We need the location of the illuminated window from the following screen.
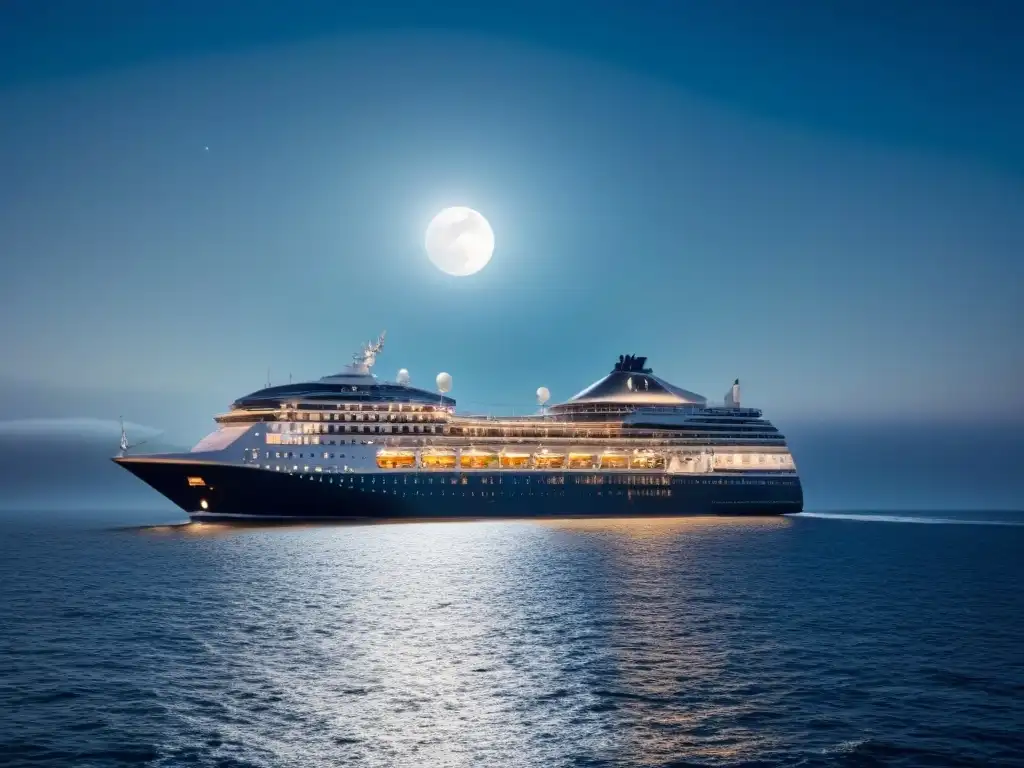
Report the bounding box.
[187,476,206,487]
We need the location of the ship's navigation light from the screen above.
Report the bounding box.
[199,499,209,510]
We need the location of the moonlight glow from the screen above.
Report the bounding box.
[424,207,495,276]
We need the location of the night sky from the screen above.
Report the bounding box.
[1,1,1022,509]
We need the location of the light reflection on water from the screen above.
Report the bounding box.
[2,514,1023,767]
[539,514,790,536]
[137,514,791,539]
[539,516,793,764]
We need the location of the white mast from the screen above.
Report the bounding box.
[351,331,386,373]
[118,416,154,455]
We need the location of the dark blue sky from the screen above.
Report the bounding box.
[1,0,1022,443]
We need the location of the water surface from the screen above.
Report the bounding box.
[2,511,1022,767]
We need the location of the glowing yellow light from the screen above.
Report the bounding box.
[199,499,209,510]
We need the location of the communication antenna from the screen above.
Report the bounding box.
[118,416,153,456]
[353,331,386,370]
[266,367,271,388]
[397,368,411,386]
[119,416,128,455]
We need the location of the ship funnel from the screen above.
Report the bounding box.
[725,379,740,408]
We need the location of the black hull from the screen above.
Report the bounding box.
[114,458,803,522]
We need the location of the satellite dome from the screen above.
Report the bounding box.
[436,372,452,393]
[396,369,411,385]
[536,386,550,405]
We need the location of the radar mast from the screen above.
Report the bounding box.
[351,331,386,372]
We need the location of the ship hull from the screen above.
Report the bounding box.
[114,457,803,522]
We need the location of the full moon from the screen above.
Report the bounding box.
[424,207,495,276]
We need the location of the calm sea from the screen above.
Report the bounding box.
[1,511,1023,767]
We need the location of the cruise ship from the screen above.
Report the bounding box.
[114,333,803,521]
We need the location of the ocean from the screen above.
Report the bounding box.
[1,511,1022,767]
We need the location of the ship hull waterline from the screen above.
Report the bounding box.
[115,457,803,523]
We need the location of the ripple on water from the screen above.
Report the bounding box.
[0,515,1022,767]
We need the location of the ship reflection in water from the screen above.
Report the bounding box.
[5,514,1022,767]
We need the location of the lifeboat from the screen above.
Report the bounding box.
[630,450,666,470]
[568,451,598,469]
[599,450,629,469]
[499,450,531,469]
[459,448,498,469]
[421,448,457,469]
[534,450,565,469]
[376,449,416,469]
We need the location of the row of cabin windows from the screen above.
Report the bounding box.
[291,406,441,419]
[262,451,349,460]
[681,424,778,432]
[279,421,781,440]
[285,408,767,428]
[254,449,792,469]
[258,451,791,469]
[261,420,781,442]
[264,437,785,454]
[278,423,443,435]
[273,477,678,499]
[688,421,770,428]
[293,412,442,423]
[446,428,783,441]
[270,426,784,444]
[270,471,798,489]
